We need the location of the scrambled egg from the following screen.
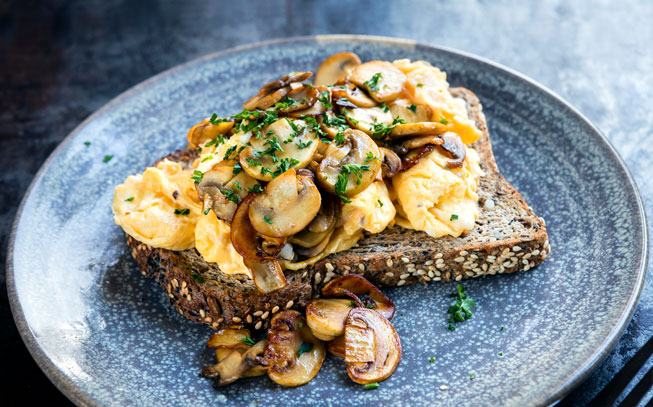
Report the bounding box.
[112,160,202,250]
[195,210,251,277]
[112,58,485,274]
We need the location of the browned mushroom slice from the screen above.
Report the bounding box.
[379,147,402,178]
[306,195,337,233]
[400,134,444,151]
[306,298,357,341]
[401,144,436,172]
[259,72,313,96]
[276,85,319,113]
[287,86,332,118]
[345,308,402,384]
[187,117,235,148]
[314,52,361,86]
[349,61,407,103]
[322,275,395,320]
[248,169,321,238]
[344,106,393,135]
[293,228,334,258]
[243,86,291,111]
[265,311,326,387]
[317,129,382,198]
[239,118,318,182]
[207,329,253,349]
[243,258,287,293]
[327,335,346,358]
[388,99,432,124]
[231,193,280,262]
[439,132,466,168]
[331,84,377,108]
[201,339,269,385]
[196,162,260,222]
[390,122,448,138]
[320,111,349,139]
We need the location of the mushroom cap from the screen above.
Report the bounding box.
[349,61,407,103]
[187,118,234,148]
[306,298,356,341]
[314,52,361,86]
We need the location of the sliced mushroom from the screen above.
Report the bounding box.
[207,329,253,350]
[379,147,402,178]
[388,100,432,124]
[400,134,444,151]
[330,83,377,108]
[231,193,276,261]
[317,129,382,197]
[265,311,326,387]
[197,162,260,222]
[327,335,346,358]
[390,122,448,138]
[248,169,321,237]
[439,132,466,168]
[243,258,287,293]
[307,195,337,233]
[243,86,291,111]
[322,275,395,320]
[293,228,334,258]
[349,61,407,103]
[239,118,318,182]
[306,298,357,341]
[320,111,349,139]
[276,85,319,113]
[344,106,393,135]
[259,72,313,96]
[345,308,402,384]
[401,144,436,172]
[287,86,331,117]
[187,117,235,148]
[201,339,269,385]
[314,52,361,86]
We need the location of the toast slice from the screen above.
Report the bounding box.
[126,87,549,331]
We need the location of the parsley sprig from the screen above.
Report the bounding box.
[364,72,383,92]
[447,284,475,331]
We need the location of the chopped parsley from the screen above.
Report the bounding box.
[342,163,371,185]
[205,135,225,148]
[103,155,114,163]
[191,170,204,184]
[203,208,210,215]
[335,173,351,204]
[416,83,424,88]
[447,284,475,331]
[429,356,436,363]
[295,139,313,149]
[498,352,504,357]
[407,104,417,112]
[209,113,229,125]
[84,141,91,147]
[439,116,449,125]
[248,184,264,193]
[241,336,256,347]
[378,199,384,207]
[263,215,272,224]
[298,342,313,357]
[245,157,262,167]
[220,189,240,203]
[371,117,405,140]
[500,326,504,331]
[232,181,242,191]
[190,273,205,283]
[124,196,135,202]
[364,152,378,163]
[272,157,300,177]
[232,162,242,175]
[275,96,299,110]
[174,208,190,215]
[201,155,213,162]
[363,72,383,92]
[450,214,459,221]
[364,383,379,390]
[379,102,389,112]
[223,145,237,160]
[470,374,474,380]
[317,90,333,108]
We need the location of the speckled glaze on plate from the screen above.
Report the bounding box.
[7,35,647,407]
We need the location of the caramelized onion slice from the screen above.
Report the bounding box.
[265,311,326,387]
[306,298,357,341]
[345,308,402,384]
[322,275,395,320]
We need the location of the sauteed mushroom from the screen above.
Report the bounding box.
[201,339,269,385]
[379,147,402,178]
[239,118,318,181]
[243,86,291,111]
[326,335,346,358]
[248,169,321,238]
[207,329,253,350]
[331,83,377,108]
[388,100,432,124]
[344,106,393,135]
[390,121,448,138]
[439,132,466,168]
[187,117,235,148]
[349,61,407,103]
[314,52,361,86]
[288,86,331,118]
[265,311,326,387]
[306,298,357,341]
[400,134,444,151]
[243,258,287,293]
[345,308,402,384]
[322,275,395,320]
[196,162,260,222]
[277,85,319,113]
[317,129,382,198]
[259,72,313,95]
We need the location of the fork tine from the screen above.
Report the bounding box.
[588,336,653,407]
[618,365,653,407]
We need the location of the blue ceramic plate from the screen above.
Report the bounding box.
[7,36,648,407]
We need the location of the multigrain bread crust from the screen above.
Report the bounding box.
[126,88,550,331]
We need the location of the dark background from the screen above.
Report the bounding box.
[2,0,651,405]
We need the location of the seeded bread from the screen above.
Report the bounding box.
[126,88,549,331]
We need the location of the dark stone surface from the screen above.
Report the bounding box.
[1,0,650,405]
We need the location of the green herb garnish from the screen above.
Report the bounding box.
[232,162,242,175]
[363,72,383,92]
[450,214,459,221]
[407,104,417,112]
[190,273,205,283]
[191,170,204,184]
[342,163,370,185]
[429,356,435,363]
[241,336,256,347]
[174,208,190,215]
[298,342,313,357]
[439,116,449,125]
[447,284,475,330]
[103,155,114,163]
[220,189,240,203]
[124,196,135,202]
[84,141,91,147]
[248,184,264,193]
[378,199,384,207]
[364,383,379,390]
[335,172,351,204]
[263,215,272,224]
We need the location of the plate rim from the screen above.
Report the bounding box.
[6,34,648,407]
